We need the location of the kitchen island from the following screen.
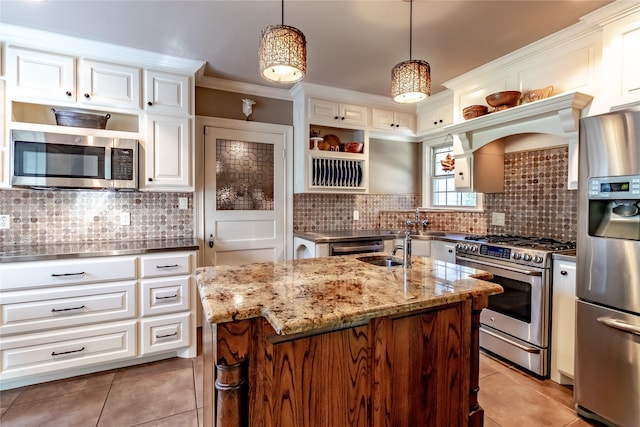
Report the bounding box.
[197,255,502,427]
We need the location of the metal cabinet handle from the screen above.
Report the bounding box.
[597,317,640,336]
[156,332,178,339]
[147,101,153,106]
[155,294,178,301]
[155,264,179,269]
[51,272,85,277]
[560,270,568,275]
[481,328,540,353]
[84,93,90,98]
[51,305,86,313]
[52,347,85,357]
[65,91,72,96]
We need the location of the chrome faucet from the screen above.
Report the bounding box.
[406,208,427,234]
[392,231,412,268]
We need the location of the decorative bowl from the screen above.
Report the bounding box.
[485,91,521,108]
[462,105,488,120]
[341,142,364,153]
[51,108,111,129]
[523,85,554,103]
[321,134,341,151]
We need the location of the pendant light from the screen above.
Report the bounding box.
[391,0,431,103]
[259,0,306,83]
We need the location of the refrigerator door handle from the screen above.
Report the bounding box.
[597,316,640,336]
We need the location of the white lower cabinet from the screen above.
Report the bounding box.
[431,240,456,263]
[550,258,577,385]
[0,250,197,390]
[0,320,137,381]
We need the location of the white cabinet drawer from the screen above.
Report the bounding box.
[0,257,137,291]
[139,312,191,355]
[0,281,137,336]
[139,253,192,278]
[0,321,137,381]
[140,277,190,317]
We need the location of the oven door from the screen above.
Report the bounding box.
[456,255,549,376]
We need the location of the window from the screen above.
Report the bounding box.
[431,145,478,208]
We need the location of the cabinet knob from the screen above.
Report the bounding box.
[439,119,443,123]
[433,121,438,125]
[334,116,340,120]
[459,172,464,176]
[560,270,568,276]
[65,91,72,97]
[340,116,345,121]
[390,124,394,128]
[448,249,453,253]
[147,101,153,106]
[84,93,90,99]
[148,177,153,182]
[395,124,400,128]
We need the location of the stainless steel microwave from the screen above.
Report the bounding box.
[10,130,138,190]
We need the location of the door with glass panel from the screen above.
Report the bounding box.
[204,127,285,266]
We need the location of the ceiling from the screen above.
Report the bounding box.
[0,0,613,98]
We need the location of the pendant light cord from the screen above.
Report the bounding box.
[281,0,284,25]
[409,0,413,60]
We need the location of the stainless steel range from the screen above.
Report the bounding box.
[455,234,576,377]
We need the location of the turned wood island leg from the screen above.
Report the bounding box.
[469,295,489,427]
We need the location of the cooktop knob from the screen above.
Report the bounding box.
[512,253,522,260]
[533,255,544,263]
[522,254,532,262]
[470,245,478,252]
[462,244,469,251]
[456,243,463,250]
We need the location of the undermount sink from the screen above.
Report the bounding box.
[357,255,404,267]
[392,230,446,238]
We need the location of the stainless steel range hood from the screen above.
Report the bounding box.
[444,91,593,190]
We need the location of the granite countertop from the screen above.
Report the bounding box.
[553,251,576,262]
[0,238,199,263]
[196,255,502,336]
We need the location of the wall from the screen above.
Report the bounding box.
[0,190,194,246]
[368,138,421,194]
[195,87,293,125]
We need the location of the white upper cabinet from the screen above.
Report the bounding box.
[144,70,190,116]
[7,47,76,104]
[79,59,141,109]
[600,7,640,108]
[416,91,453,136]
[308,98,367,127]
[142,114,192,191]
[7,47,141,110]
[371,107,415,135]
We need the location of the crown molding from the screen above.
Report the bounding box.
[196,76,292,101]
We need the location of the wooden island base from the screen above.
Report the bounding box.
[203,296,488,427]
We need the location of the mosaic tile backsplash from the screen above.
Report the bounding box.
[294,146,577,242]
[0,190,194,246]
[0,146,576,247]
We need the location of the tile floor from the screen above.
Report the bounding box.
[0,348,606,427]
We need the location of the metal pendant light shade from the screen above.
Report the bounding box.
[391,0,431,103]
[259,1,306,84]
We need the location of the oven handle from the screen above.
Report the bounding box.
[481,327,541,354]
[456,255,542,276]
[330,242,383,254]
[597,317,640,336]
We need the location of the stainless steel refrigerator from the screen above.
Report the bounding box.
[576,108,640,427]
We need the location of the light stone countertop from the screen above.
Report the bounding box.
[196,254,502,336]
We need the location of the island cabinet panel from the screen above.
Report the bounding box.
[204,298,484,427]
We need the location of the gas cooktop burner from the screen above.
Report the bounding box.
[464,234,576,251]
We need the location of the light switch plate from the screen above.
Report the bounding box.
[353,210,359,221]
[491,212,505,226]
[178,197,188,209]
[0,215,9,230]
[120,212,130,226]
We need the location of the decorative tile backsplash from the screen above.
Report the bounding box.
[0,146,576,247]
[0,190,194,246]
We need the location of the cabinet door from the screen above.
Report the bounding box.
[7,47,75,104]
[78,60,140,109]
[371,108,395,130]
[602,10,640,107]
[431,240,456,263]
[308,98,367,127]
[144,70,189,115]
[412,240,431,257]
[454,156,472,191]
[394,111,415,133]
[551,259,576,383]
[143,115,192,190]
[340,103,367,127]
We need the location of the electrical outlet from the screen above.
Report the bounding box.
[178,197,188,209]
[120,212,131,226]
[353,210,359,221]
[0,215,9,230]
[491,212,505,226]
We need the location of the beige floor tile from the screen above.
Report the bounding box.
[197,407,203,427]
[484,415,502,427]
[133,409,198,427]
[98,367,196,427]
[479,371,578,427]
[13,370,115,405]
[112,357,194,383]
[0,385,109,427]
[193,355,204,409]
[0,387,24,409]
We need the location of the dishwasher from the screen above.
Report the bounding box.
[329,239,384,256]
